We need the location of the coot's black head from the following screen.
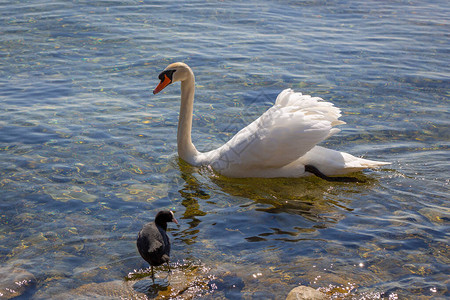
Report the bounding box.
[155,210,178,228]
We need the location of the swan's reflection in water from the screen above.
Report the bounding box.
[174,158,371,244]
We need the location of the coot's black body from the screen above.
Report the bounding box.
[137,210,178,278]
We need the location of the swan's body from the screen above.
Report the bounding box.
[153,62,389,179]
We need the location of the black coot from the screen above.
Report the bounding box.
[137,210,178,278]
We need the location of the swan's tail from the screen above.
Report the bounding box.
[300,146,390,176]
[343,154,391,170]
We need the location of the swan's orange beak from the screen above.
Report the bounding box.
[153,74,171,94]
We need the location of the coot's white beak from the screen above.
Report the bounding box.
[170,211,178,224]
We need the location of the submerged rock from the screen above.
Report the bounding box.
[44,185,97,203]
[54,263,212,299]
[0,265,35,299]
[209,274,245,299]
[115,183,169,202]
[54,280,146,299]
[131,264,212,299]
[419,207,450,224]
[286,286,327,300]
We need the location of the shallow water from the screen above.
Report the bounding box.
[0,0,449,299]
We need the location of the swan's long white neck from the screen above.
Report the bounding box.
[177,72,199,164]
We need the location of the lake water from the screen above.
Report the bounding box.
[1,0,449,299]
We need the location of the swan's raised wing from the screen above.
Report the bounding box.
[208,89,345,171]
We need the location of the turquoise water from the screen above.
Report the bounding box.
[1,0,449,298]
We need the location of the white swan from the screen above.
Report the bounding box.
[153,62,389,180]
